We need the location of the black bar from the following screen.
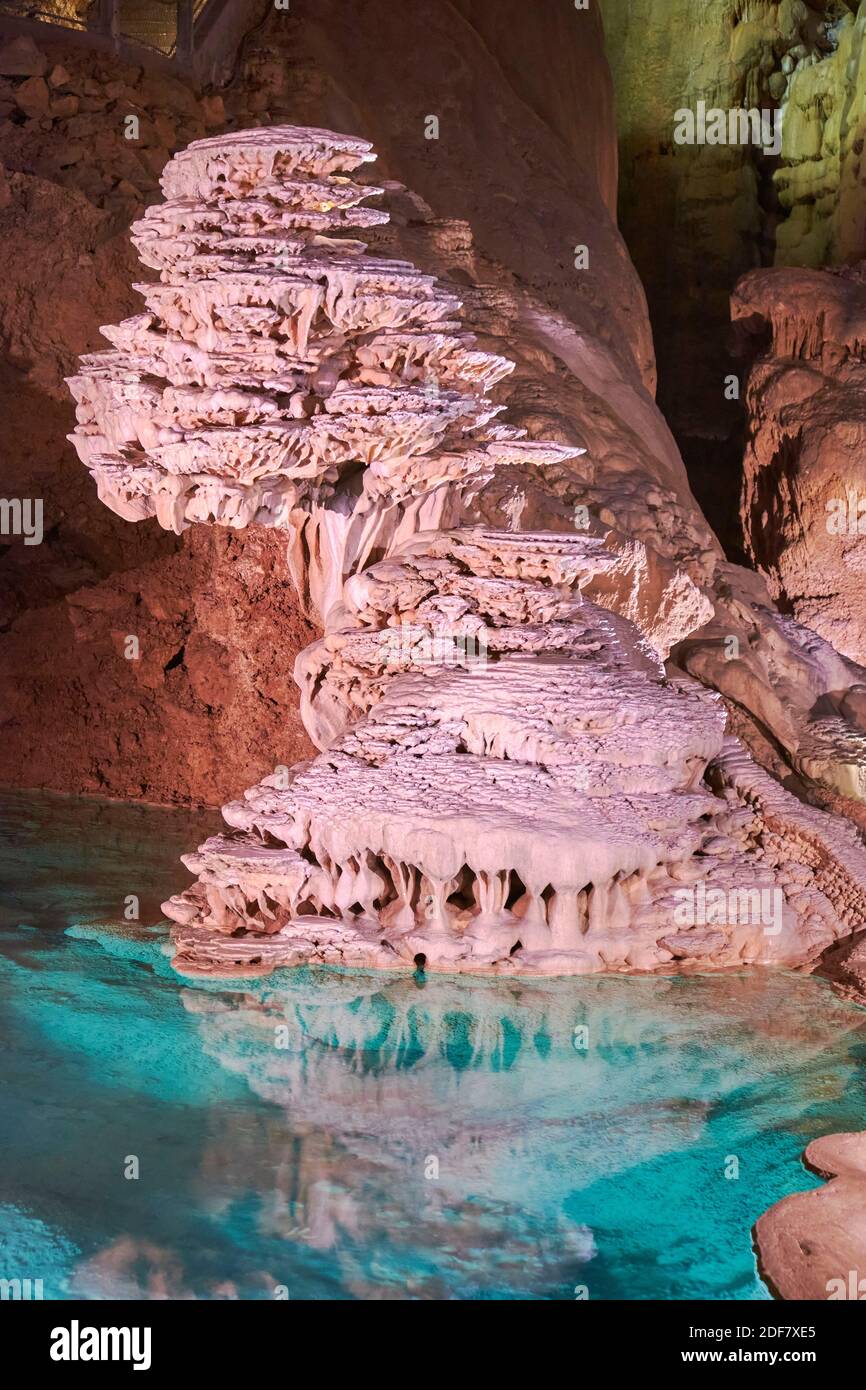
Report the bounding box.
[1,1297,859,1373]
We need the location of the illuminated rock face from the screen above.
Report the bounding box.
[67,127,866,977]
[736,265,866,671]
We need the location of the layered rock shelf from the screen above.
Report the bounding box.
[66,126,866,978]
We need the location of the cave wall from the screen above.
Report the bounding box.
[734,264,866,669]
[595,0,866,691]
[598,0,853,556]
[776,3,866,263]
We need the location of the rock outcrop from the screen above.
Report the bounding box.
[66,125,866,978]
[755,1130,866,1300]
[736,264,866,669]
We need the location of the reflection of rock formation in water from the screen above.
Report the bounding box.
[178,972,716,1298]
[170,966,866,1298]
[66,127,866,981]
[183,986,601,1297]
[197,1105,597,1300]
[10,900,866,1300]
[69,1235,275,1301]
[179,971,848,1182]
[184,971,718,1179]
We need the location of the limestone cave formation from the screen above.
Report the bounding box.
[4,0,866,1307]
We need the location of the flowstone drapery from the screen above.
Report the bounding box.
[67,127,866,977]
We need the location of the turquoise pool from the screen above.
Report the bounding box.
[1,790,865,1300]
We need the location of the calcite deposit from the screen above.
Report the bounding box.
[736,264,866,668]
[66,126,866,979]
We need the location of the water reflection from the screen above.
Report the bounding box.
[2,792,866,1299]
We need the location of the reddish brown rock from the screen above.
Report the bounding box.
[0,519,316,806]
[817,928,866,1008]
[755,1132,866,1301]
[0,35,47,78]
[201,93,225,128]
[50,94,79,120]
[15,75,49,118]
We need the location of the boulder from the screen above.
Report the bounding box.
[15,76,50,119]
[0,35,47,78]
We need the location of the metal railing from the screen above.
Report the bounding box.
[0,3,96,35]
[0,0,214,62]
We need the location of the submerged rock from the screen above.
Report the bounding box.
[755,1131,866,1301]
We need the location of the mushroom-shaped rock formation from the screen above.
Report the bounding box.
[66,127,866,978]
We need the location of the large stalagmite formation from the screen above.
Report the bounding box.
[67,127,866,978]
